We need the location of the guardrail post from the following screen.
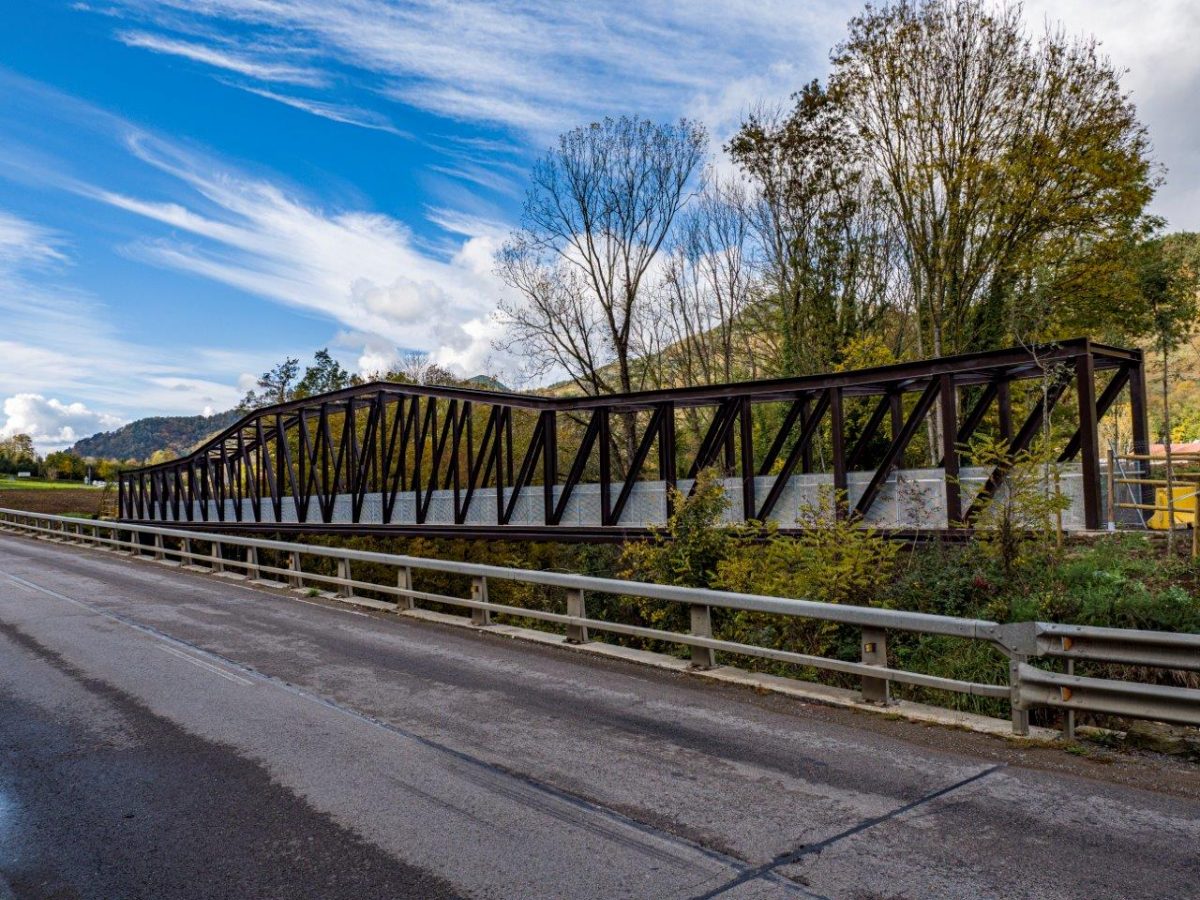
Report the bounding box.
[287,551,303,589]
[1063,659,1076,741]
[181,537,192,566]
[860,627,890,704]
[336,557,352,599]
[153,533,165,561]
[397,566,414,611]
[1009,653,1030,736]
[471,576,491,626]
[246,546,261,581]
[211,541,225,574]
[689,604,716,669]
[566,588,587,643]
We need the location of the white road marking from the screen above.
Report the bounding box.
[156,643,254,685]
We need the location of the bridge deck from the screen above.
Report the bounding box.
[0,534,1196,898]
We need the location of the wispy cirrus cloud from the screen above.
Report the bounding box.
[116,29,327,87]
[98,0,846,139]
[230,84,412,137]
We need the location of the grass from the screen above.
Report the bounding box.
[0,478,100,491]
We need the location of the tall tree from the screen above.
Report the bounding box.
[1130,233,1200,551]
[647,173,758,388]
[496,116,708,397]
[730,83,904,376]
[239,357,300,410]
[295,348,352,398]
[830,0,1157,358]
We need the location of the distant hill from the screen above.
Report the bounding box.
[71,409,241,461]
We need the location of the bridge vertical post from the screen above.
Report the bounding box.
[471,576,491,626]
[689,605,716,669]
[397,566,414,611]
[1009,654,1030,736]
[1075,350,1102,530]
[566,588,587,643]
[940,374,962,525]
[830,388,848,519]
[336,557,352,598]
[860,627,889,705]
[287,551,303,589]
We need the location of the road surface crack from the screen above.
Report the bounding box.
[688,763,1005,899]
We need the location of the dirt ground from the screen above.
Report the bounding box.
[0,488,107,517]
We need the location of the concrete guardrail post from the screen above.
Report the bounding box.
[246,546,261,581]
[471,576,491,626]
[336,557,352,598]
[689,604,716,669]
[153,533,165,561]
[1009,654,1030,736]
[397,566,414,611]
[566,588,587,643]
[210,540,225,574]
[860,626,890,704]
[287,551,303,589]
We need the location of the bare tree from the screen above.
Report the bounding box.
[496,116,708,397]
[646,173,758,389]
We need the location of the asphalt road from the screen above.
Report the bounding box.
[0,534,1197,899]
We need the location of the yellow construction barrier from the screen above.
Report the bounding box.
[1147,486,1197,530]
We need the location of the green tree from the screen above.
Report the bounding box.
[295,348,352,398]
[1128,233,1200,551]
[830,0,1157,357]
[240,357,300,410]
[729,81,902,375]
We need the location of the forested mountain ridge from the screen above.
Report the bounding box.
[71,410,241,462]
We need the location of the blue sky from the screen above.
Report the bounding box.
[1,0,1198,451]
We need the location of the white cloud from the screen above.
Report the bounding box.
[71,134,514,376]
[101,0,846,138]
[0,206,253,451]
[230,84,412,137]
[0,393,124,451]
[97,1,1200,228]
[0,210,67,268]
[117,30,327,87]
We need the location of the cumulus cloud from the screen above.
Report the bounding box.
[0,394,125,451]
[0,206,251,450]
[77,134,514,375]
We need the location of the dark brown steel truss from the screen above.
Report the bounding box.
[119,338,1148,539]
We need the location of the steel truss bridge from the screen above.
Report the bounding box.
[118,338,1148,540]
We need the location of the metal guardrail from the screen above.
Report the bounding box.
[1,507,1197,736]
